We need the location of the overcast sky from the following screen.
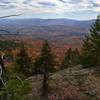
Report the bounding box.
[0,0,100,20]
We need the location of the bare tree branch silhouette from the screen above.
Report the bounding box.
[0,13,24,19]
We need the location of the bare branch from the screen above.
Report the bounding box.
[0,13,24,19]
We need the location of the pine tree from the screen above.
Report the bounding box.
[60,48,73,69]
[15,43,32,77]
[34,40,55,74]
[61,48,80,69]
[72,48,80,65]
[80,15,100,67]
[33,40,55,98]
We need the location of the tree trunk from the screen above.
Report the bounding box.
[42,72,49,99]
[0,57,6,86]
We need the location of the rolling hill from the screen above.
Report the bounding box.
[0,18,94,34]
[0,18,95,44]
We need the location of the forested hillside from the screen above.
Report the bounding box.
[0,16,99,100]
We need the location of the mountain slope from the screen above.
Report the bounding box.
[0,18,94,26]
[0,18,94,35]
[0,18,94,44]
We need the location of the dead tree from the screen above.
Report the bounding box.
[0,52,6,87]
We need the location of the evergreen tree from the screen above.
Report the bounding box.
[80,15,100,67]
[34,40,55,74]
[72,48,80,65]
[61,48,80,69]
[15,43,32,77]
[60,48,73,69]
[33,40,55,98]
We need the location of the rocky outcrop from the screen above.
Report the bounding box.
[27,65,100,100]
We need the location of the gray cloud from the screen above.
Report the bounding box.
[0,0,100,15]
[68,0,82,4]
[58,0,66,3]
[38,2,56,7]
[0,0,11,4]
[90,1,100,7]
[23,0,32,4]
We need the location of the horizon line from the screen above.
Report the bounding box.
[0,17,95,21]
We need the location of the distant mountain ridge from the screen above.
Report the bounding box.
[0,18,95,36]
[0,18,95,44]
[0,18,94,26]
